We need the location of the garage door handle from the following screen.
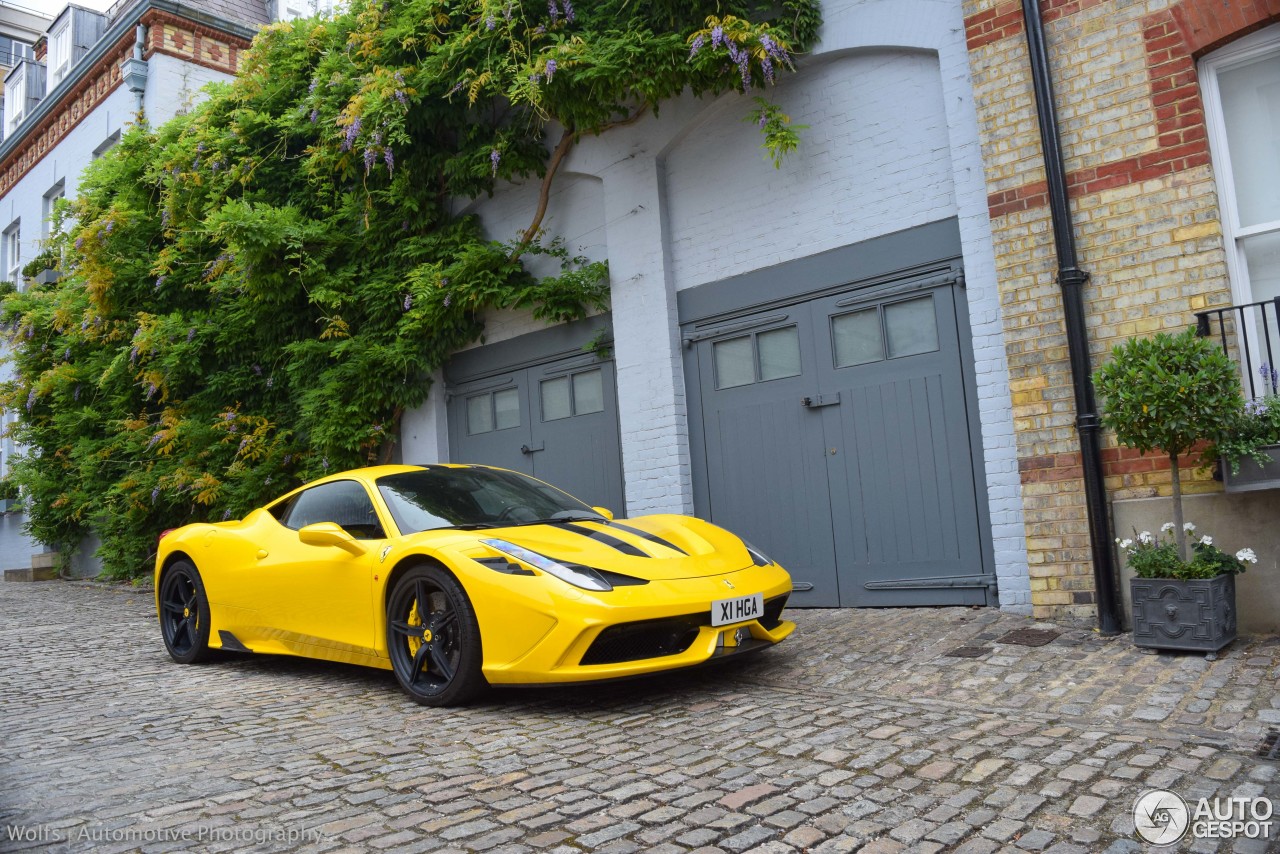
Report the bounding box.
[520,442,545,455]
[801,393,841,408]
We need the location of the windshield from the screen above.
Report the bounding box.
[376,467,605,534]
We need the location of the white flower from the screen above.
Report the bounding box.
[1236,548,1258,564]
[1138,531,1154,545]
[1199,535,1213,546]
[1118,538,1134,549]
[1183,522,1196,532]
[1161,522,1176,533]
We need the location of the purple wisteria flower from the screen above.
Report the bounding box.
[711,26,725,48]
[187,327,196,342]
[762,56,775,84]
[491,149,501,176]
[758,112,769,129]
[73,385,81,401]
[223,509,233,520]
[75,237,84,250]
[561,0,574,22]
[283,454,292,465]
[485,15,495,30]
[266,375,274,389]
[239,438,250,453]
[197,142,206,152]
[154,275,166,290]
[321,457,329,470]
[105,221,114,234]
[161,209,170,228]
[1246,399,1269,417]
[394,89,407,106]
[688,34,704,59]
[545,59,557,81]
[147,432,163,450]
[341,116,362,152]
[252,364,262,375]
[737,51,751,89]
[403,294,413,310]
[310,109,319,124]
[547,0,558,22]
[151,486,161,504]
[364,147,377,173]
[308,79,318,94]
[384,148,395,173]
[145,383,157,400]
[130,347,139,364]
[222,411,236,421]
[26,389,36,412]
[443,293,452,307]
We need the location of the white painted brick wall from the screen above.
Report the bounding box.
[664,50,958,291]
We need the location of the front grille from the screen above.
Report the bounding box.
[580,614,708,666]
[760,594,788,630]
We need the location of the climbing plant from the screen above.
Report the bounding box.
[0,0,820,578]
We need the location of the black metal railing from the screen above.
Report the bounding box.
[1195,297,1280,399]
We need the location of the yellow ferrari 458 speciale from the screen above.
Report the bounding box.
[155,464,795,705]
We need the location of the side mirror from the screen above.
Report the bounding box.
[298,522,366,555]
[592,506,615,521]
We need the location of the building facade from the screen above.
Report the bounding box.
[964,0,1280,628]
[403,0,1038,615]
[0,0,267,569]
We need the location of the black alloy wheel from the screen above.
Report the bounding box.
[386,565,485,706]
[159,560,212,664]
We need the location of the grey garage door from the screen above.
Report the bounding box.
[446,320,626,514]
[684,270,992,608]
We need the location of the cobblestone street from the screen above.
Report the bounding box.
[2,581,1277,853]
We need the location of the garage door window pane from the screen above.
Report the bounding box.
[541,377,572,421]
[832,309,883,367]
[467,394,493,434]
[714,335,755,389]
[573,369,604,414]
[885,296,939,358]
[493,388,520,430]
[757,326,801,382]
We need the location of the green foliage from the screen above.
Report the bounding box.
[1118,525,1254,580]
[745,97,807,168]
[1094,329,1244,461]
[0,0,821,578]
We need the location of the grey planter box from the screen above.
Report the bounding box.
[33,268,61,285]
[1130,574,1236,653]
[1223,445,1280,493]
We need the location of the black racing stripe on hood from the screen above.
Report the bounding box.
[604,522,689,556]
[562,523,650,557]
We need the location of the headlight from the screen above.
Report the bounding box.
[743,540,774,567]
[481,539,613,592]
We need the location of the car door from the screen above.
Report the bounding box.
[247,480,384,657]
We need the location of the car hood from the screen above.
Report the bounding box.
[421,514,758,581]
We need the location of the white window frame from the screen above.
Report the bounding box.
[42,180,66,238]
[4,65,24,136]
[3,220,21,288]
[49,21,71,85]
[1201,24,1280,306]
[92,130,120,159]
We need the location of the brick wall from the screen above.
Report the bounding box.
[964,0,1276,618]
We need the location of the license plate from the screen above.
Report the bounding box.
[711,593,764,627]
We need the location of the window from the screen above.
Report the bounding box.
[4,65,24,136]
[712,325,802,390]
[830,296,939,368]
[280,480,385,540]
[3,222,20,288]
[42,180,65,237]
[275,0,342,21]
[466,387,520,434]
[49,23,71,85]
[0,38,34,67]
[1202,25,1280,364]
[540,368,605,420]
[92,131,120,160]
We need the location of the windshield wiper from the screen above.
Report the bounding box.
[444,522,502,530]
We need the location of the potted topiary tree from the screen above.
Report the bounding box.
[1094,328,1258,655]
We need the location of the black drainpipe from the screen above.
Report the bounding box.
[1021,0,1122,635]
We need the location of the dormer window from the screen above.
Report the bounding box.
[49,22,71,84]
[4,65,25,136]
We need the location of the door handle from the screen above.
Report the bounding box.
[520,442,545,455]
[801,393,841,408]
